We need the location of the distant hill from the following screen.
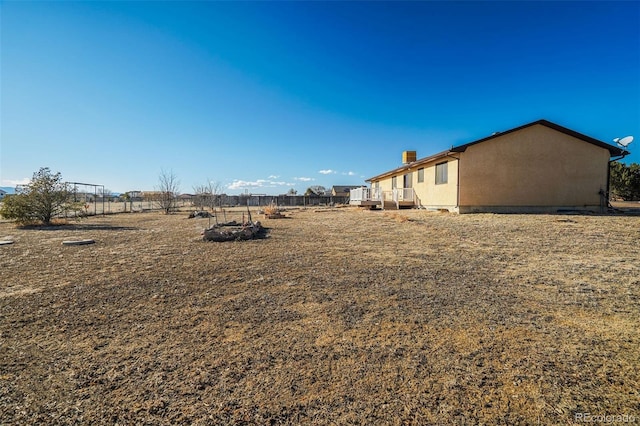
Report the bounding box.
[0,187,16,195]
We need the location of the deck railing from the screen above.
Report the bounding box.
[350,187,416,208]
[393,188,415,203]
[350,187,382,202]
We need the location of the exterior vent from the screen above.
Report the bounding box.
[402,151,417,164]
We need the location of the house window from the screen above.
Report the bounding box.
[391,176,397,189]
[417,168,424,183]
[435,161,448,185]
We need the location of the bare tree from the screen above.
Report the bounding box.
[207,180,222,211]
[193,179,221,211]
[192,184,209,211]
[155,169,180,214]
[98,187,113,201]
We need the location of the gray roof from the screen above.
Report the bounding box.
[332,185,362,192]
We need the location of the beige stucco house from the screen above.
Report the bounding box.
[351,120,628,213]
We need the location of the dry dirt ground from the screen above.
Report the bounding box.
[1,207,638,425]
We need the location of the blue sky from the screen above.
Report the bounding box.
[2,1,639,195]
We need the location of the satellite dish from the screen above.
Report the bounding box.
[614,135,634,148]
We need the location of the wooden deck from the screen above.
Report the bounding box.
[350,199,381,207]
[350,188,417,210]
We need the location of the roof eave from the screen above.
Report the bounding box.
[366,119,627,182]
[366,149,455,182]
[451,119,626,157]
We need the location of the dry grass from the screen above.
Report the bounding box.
[383,212,410,223]
[263,203,280,216]
[1,207,638,424]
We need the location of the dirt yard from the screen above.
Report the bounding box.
[1,207,638,424]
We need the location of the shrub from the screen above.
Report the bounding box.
[0,167,80,225]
